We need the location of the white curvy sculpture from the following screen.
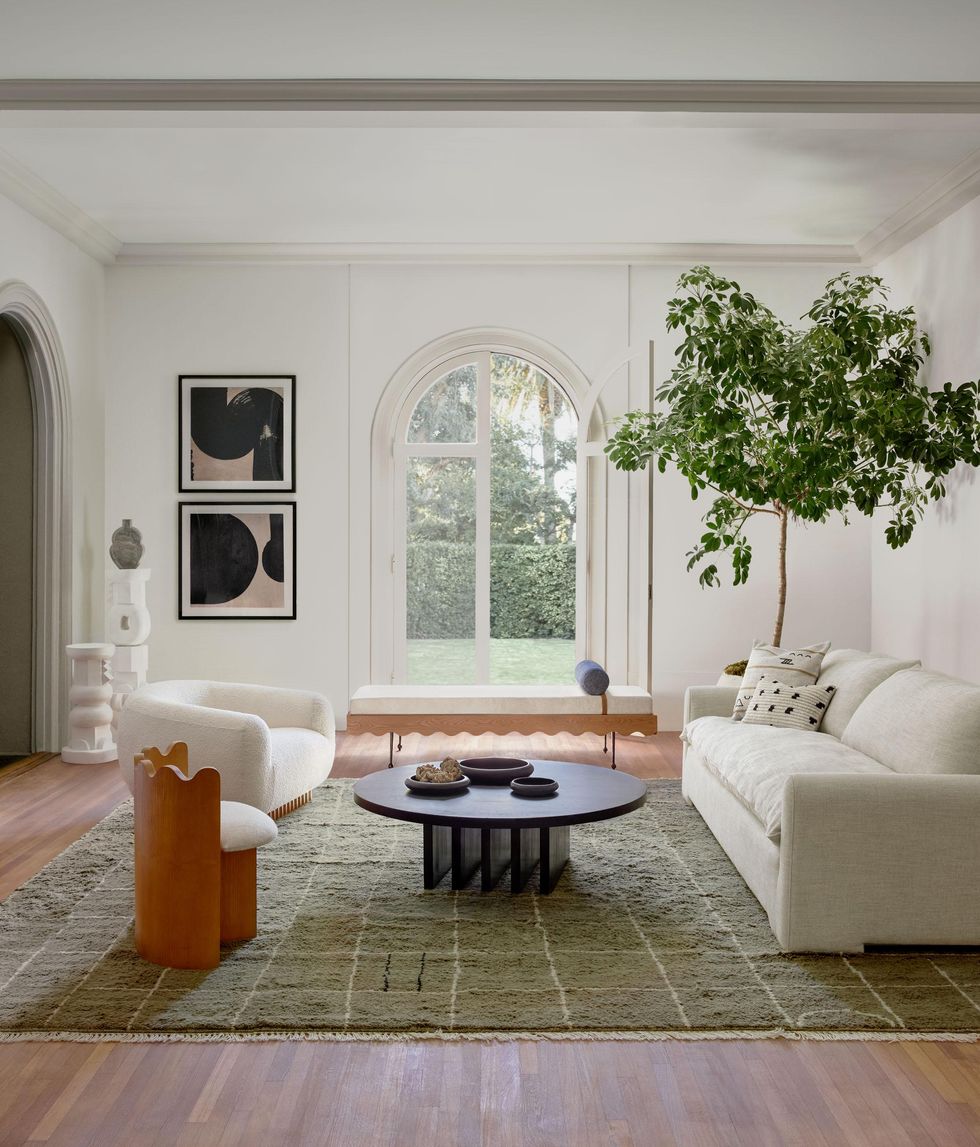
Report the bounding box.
[109,568,151,734]
[63,643,118,764]
[117,680,336,816]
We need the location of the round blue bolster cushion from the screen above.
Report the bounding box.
[575,659,610,696]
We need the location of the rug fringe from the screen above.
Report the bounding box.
[0,1029,977,1044]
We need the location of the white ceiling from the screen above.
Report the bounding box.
[3,3,980,261]
[3,0,980,82]
[1,110,979,254]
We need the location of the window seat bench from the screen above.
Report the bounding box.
[346,685,658,768]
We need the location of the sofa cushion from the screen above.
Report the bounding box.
[733,640,831,721]
[842,668,980,776]
[683,716,892,841]
[742,676,837,731]
[220,801,278,852]
[816,648,921,739]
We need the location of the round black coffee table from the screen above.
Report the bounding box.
[352,761,646,894]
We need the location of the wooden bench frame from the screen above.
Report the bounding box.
[345,708,659,769]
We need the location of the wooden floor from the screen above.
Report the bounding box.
[1,731,978,1146]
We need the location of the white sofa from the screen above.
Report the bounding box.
[682,649,980,952]
[118,680,335,816]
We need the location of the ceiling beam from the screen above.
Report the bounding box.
[114,242,859,266]
[3,79,980,113]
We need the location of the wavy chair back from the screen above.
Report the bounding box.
[133,741,221,969]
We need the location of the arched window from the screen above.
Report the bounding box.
[394,351,578,684]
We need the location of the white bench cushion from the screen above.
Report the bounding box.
[349,684,653,716]
[684,716,892,841]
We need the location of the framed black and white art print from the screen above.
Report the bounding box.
[179,375,296,492]
[179,502,296,619]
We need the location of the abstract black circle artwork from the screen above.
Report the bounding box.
[179,375,296,492]
[179,502,296,619]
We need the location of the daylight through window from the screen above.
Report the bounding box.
[398,352,577,684]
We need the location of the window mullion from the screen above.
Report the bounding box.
[475,351,492,684]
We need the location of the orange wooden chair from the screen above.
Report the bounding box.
[134,742,278,969]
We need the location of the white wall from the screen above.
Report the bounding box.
[105,258,871,729]
[105,266,350,710]
[0,192,105,647]
[870,197,980,683]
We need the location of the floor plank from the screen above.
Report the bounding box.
[1,731,978,1145]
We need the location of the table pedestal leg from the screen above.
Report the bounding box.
[511,826,541,893]
[540,825,570,894]
[481,827,510,891]
[451,826,482,889]
[423,824,452,889]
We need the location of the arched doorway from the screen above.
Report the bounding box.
[0,318,33,759]
[0,282,72,752]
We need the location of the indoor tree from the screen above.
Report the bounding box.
[605,266,980,645]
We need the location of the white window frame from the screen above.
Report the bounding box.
[372,331,598,687]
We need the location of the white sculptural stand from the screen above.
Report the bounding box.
[108,569,151,734]
[63,643,118,764]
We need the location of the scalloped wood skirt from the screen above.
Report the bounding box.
[345,713,659,767]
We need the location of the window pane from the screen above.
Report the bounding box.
[406,456,476,684]
[489,354,577,684]
[407,363,478,443]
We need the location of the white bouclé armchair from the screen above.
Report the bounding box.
[117,680,335,817]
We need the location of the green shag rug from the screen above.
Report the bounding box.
[1,779,978,1040]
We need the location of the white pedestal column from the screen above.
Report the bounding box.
[109,568,151,735]
[63,643,117,764]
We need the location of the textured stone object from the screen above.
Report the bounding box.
[413,757,463,782]
[110,518,144,569]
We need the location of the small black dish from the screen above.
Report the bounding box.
[405,776,471,795]
[458,757,534,785]
[510,776,559,797]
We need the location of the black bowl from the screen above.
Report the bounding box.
[510,776,559,797]
[458,757,534,785]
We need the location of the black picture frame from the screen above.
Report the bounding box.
[178,501,297,620]
[178,375,296,493]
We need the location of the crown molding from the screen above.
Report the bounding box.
[113,241,859,267]
[0,147,120,264]
[3,79,980,113]
[856,145,980,264]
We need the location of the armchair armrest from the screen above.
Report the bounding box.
[775,773,980,951]
[118,696,273,808]
[206,682,335,739]
[683,685,738,726]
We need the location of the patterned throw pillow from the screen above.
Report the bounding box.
[732,639,831,720]
[742,676,837,731]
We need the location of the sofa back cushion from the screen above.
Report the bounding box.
[842,668,980,775]
[816,649,921,740]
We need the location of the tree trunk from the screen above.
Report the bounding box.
[772,507,788,646]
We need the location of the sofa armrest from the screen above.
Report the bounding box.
[683,685,738,725]
[206,682,334,737]
[775,773,980,951]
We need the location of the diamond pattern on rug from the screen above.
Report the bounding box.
[0,779,978,1036]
